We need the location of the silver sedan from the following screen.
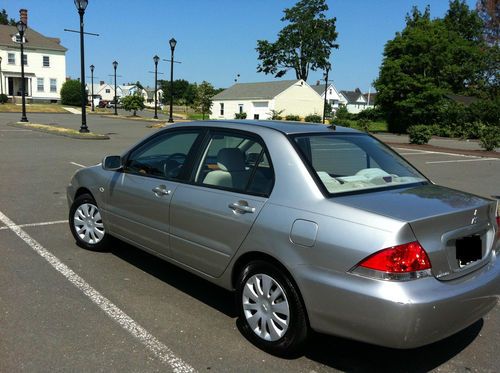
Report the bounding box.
[67,120,500,356]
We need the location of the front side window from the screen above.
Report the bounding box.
[195,132,274,196]
[8,53,15,64]
[43,56,50,67]
[125,131,201,180]
[293,134,427,195]
[50,79,57,92]
[37,78,44,92]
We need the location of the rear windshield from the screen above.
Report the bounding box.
[293,133,427,195]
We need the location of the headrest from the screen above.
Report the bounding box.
[217,148,246,172]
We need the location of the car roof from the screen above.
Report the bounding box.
[169,120,361,135]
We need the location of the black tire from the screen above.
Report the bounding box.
[236,260,309,356]
[69,193,110,251]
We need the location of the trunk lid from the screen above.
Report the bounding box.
[335,184,498,280]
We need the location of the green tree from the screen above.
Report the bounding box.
[159,79,197,105]
[374,2,490,132]
[60,80,83,106]
[0,9,16,26]
[121,93,145,116]
[192,81,215,120]
[256,0,338,81]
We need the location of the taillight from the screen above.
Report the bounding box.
[352,241,432,281]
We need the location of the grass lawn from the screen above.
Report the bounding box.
[0,103,68,113]
[186,113,210,120]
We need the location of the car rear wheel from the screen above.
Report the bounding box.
[236,260,308,356]
[69,193,109,251]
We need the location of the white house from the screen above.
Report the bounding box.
[210,79,324,120]
[0,15,67,103]
[339,88,370,114]
[143,86,163,107]
[311,81,344,113]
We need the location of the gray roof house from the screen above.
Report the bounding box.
[210,80,324,120]
[1,19,67,102]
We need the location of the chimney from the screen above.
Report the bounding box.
[100,81,105,85]
[19,9,28,26]
[316,80,320,86]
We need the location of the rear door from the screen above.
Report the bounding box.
[105,129,203,257]
[169,130,275,277]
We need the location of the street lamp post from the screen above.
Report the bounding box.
[112,60,118,115]
[90,64,94,111]
[153,55,159,119]
[322,64,331,124]
[75,0,89,133]
[168,38,176,123]
[16,21,28,122]
[0,56,3,96]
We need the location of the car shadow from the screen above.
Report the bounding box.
[107,239,482,371]
[303,318,482,372]
[108,239,238,318]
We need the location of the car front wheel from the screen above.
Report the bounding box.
[236,260,309,356]
[69,193,109,251]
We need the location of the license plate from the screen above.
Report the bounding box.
[456,235,482,268]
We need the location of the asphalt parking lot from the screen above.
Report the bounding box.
[0,113,498,372]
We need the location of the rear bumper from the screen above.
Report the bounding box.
[294,251,500,349]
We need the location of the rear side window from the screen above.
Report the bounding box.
[125,131,200,180]
[195,132,274,196]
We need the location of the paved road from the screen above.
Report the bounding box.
[0,114,498,372]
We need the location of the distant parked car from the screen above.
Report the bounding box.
[98,100,108,109]
[67,120,499,356]
[106,99,121,109]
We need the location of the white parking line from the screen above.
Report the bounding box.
[0,210,196,373]
[426,158,499,164]
[393,147,481,159]
[70,161,87,168]
[0,219,68,231]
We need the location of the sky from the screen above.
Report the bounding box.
[2,0,477,92]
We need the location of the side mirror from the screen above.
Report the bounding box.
[102,155,122,171]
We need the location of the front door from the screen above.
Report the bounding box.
[104,129,204,257]
[170,130,275,277]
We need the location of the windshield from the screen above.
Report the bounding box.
[293,133,427,195]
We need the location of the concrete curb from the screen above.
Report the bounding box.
[385,142,500,159]
[9,122,110,140]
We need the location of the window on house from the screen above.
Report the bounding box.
[238,104,244,114]
[105,89,110,93]
[37,78,44,92]
[220,103,224,116]
[43,56,50,67]
[22,54,27,66]
[50,79,57,93]
[329,89,332,94]
[8,53,15,64]
[254,114,259,120]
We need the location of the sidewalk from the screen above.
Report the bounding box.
[374,133,500,156]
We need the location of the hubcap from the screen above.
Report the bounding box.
[242,273,290,341]
[73,203,105,244]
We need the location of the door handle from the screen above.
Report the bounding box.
[152,185,171,196]
[228,201,255,214]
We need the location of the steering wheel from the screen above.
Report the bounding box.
[166,153,187,163]
[163,153,187,178]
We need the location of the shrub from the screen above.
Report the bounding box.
[304,114,322,123]
[285,114,301,121]
[357,118,370,132]
[334,119,357,128]
[234,112,247,119]
[335,106,352,120]
[0,93,8,104]
[356,107,384,121]
[479,127,500,151]
[121,94,145,116]
[60,79,83,106]
[407,125,433,145]
[268,109,284,120]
